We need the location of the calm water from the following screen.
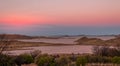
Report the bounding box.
[18,36,114,44]
[5,45,93,55]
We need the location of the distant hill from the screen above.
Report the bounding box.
[0,34,63,39]
[75,36,120,46]
[0,34,33,39]
[75,37,104,45]
[0,34,117,39]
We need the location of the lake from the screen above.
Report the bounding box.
[5,45,93,55]
[18,36,114,44]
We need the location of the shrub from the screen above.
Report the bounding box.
[93,45,120,57]
[30,50,41,59]
[55,56,70,66]
[69,53,77,62]
[76,56,87,66]
[35,55,56,66]
[0,54,15,66]
[15,54,34,66]
[86,56,111,63]
[112,56,120,64]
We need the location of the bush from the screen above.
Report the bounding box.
[112,56,120,64]
[93,45,120,57]
[0,54,15,66]
[35,55,56,66]
[76,56,87,66]
[86,56,111,63]
[55,56,70,66]
[30,50,41,59]
[15,54,34,66]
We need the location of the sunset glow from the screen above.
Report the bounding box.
[0,14,55,27]
[0,0,120,35]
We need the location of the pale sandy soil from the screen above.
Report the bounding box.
[22,63,37,66]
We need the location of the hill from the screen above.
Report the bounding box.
[0,34,33,39]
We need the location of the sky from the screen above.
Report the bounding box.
[0,0,120,36]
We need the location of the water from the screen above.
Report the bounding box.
[18,38,77,44]
[5,45,93,55]
[18,36,114,44]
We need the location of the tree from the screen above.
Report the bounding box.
[0,34,15,66]
[0,34,11,54]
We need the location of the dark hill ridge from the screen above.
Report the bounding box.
[75,36,120,46]
[0,34,33,39]
[0,34,65,39]
[75,37,104,45]
[0,34,117,40]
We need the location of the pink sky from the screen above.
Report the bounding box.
[0,0,120,27]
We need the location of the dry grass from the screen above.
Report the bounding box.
[86,63,120,66]
[0,41,74,51]
[21,63,120,66]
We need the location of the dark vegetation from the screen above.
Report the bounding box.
[93,45,120,57]
[0,54,15,66]
[0,34,12,54]
[15,54,34,66]
[0,34,15,66]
